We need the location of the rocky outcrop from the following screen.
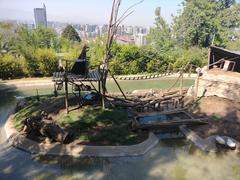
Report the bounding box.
[188,69,240,102]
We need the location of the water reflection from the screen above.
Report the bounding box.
[32,139,240,180]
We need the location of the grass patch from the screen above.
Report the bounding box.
[13,95,147,145]
[14,95,65,130]
[55,106,147,145]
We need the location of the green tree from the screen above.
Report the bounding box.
[217,0,236,9]
[61,25,81,42]
[89,35,107,66]
[16,26,60,52]
[34,26,60,50]
[147,7,173,52]
[173,0,240,48]
[0,22,18,55]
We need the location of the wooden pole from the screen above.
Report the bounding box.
[65,61,69,114]
[97,66,103,107]
[101,71,106,109]
[207,48,211,70]
[195,71,200,100]
[188,64,192,77]
[180,72,183,96]
[98,66,101,93]
[36,88,40,101]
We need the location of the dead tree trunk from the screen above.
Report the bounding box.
[101,0,145,108]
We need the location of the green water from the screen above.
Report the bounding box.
[0,86,240,180]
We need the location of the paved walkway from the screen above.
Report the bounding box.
[0,79,53,91]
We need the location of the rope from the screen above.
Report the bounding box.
[114,71,176,81]
[166,62,191,92]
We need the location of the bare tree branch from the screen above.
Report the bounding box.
[116,11,134,27]
[116,0,144,25]
[101,0,144,103]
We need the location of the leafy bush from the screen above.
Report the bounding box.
[35,48,58,76]
[173,47,208,71]
[0,54,25,79]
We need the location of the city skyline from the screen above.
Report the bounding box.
[0,0,184,26]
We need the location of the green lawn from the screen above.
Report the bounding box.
[106,78,194,92]
[12,78,194,96]
[55,106,147,145]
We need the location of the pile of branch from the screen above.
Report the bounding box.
[106,89,188,112]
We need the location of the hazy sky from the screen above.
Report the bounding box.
[0,0,184,26]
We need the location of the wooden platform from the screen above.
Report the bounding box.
[52,70,101,82]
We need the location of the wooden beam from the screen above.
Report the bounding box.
[65,62,69,114]
[108,69,127,100]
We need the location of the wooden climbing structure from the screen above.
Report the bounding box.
[52,45,126,113]
[52,46,103,113]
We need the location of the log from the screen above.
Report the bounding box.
[40,122,69,143]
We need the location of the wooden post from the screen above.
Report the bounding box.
[101,71,106,109]
[180,72,183,96]
[207,48,211,70]
[36,88,40,101]
[65,61,69,114]
[188,65,192,77]
[195,71,201,100]
[97,65,102,106]
[98,66,101,93]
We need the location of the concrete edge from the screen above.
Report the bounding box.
[179,125,240,153]
[4,115,159,157]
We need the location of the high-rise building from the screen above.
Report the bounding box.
[34,4,47,28]
[135,33,147,46]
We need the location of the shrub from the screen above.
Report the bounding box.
[173,47,208,71]
[0,54,25,79]
[35,48,58,76]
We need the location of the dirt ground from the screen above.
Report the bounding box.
[188,96,240,142]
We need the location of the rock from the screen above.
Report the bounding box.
[44,137,52,144]
[40,123,69,143]
[191,69,240,102]
[226,138,236,150]
[216,136,225,145]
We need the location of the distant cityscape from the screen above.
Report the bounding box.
[1,3,149,46]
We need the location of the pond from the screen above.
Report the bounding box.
[137,112,191,124]
[0,86,240,180]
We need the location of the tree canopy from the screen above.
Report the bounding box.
[173,0,240,47]
[147,7,173,52]
[61,25,81,42]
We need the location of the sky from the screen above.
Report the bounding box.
[0,0,184,26]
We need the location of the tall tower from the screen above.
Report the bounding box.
[34,3,47,28]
